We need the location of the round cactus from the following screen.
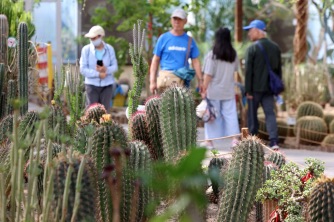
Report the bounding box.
[266,152,286,169]
[321,134,334,152]
[296,101,324,119]
[323,113,334,130]
[308,176,334,222]
[82,103,107,124]
[294,116,327,145]
[328,119,334,134]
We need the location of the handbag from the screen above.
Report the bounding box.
[157,36,193,90]
[256,42,284,95]
[202,98,216,123]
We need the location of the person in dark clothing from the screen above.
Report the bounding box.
[243,20,282,150]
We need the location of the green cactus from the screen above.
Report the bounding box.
[73,123,96,154]
[296,101,324,119]
[159,86,197,162]
[323,113,334,130]
[218,136,264,222]
[82,103,107,124]
[266,152,286,169]
[47,101,68,143]
[328,119,334,134]
[294,116,327,145]
[5,79,16,116]
[53,155,96,222]
[208,157,228,201]
[17,22,28,116]
[0,63,5,118]
[0,15,8,67]
[127,21,148,123]
[121,141,152,222]
[145,96,164,160]
[0,114,13,143]
[91,121,128,222]
[308,176,334,222]
[321,134,334,152]
[18,110,39,140]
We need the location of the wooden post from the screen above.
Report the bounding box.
[241,128,249,139]
[235,0,243,43]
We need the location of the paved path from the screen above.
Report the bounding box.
[28,102,334,177]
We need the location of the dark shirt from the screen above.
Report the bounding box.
[244,38,282,95]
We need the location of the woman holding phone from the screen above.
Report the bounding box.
[80,25,118,112]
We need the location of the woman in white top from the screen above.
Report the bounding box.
[201,27,240,149]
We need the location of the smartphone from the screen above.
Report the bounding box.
[97,60,103,66]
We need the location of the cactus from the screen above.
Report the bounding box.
[294,116,327,145]
[296,101,324,119]
[18,110,39,140]
[328,119,334,133]
[0,15,8,67]
[323,113,334,130]
[121,141,152,222]
[82,103,107,124]
[159,86,197,162]
[218,136,264,222]
[53,155,96,222]
[308,176,334,222]
[0,114,13,143]
[47,101,68,143]
[0,64,5,118]
[17,22,28,116]
[127,21,148,123]
[73,123,96,154]
[321,134,334,152]
[145,96,164,160]
[91,121,128,222]
[208,157,228,201]
[6,79,16,116]
[266,152,286,169]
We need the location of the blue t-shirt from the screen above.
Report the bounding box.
[153,32,200,71]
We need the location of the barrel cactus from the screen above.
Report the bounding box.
[53,154,96,222]
[323,113,334,130]
[0,114,13,143]
[145,96,164,160]
[218,136,264,222]
[321,134,334,152]
[159,86,197,162]
[18,110,39,140]
[308,176,334,222]
[328,119,334,134]
[47,101,68,143]
[121,141,152,222]
[73,123,96,154]
[296,101,324,119]
[17,22,29,116]
[294,116,327,145]
[82,103,107,124]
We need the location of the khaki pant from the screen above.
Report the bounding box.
[157,70,184,92]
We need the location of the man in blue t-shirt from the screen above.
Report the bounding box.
[149,8,203,93]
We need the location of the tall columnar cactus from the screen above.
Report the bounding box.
[218,136,265,222]
[6,79,16,116]
[121,141,152,222]
[53,155,96,222]
[74,123,96,154]
[18,111,39,140]
[294,116,327,144]
[91,121,128,222]
[208,157,228,201]
[127,20,148,124]
[0,14,8,67]
[0,64,5,118]
[266,152,286,169]
[0,114,13,143]
[296,101,324,119]
[308,176,334,222]
[159,86,197,162]
[17,22,28,116]
[145,96,164,160]
[82,103,107,124]
[48,101,68,143]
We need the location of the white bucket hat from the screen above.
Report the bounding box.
[84,25,105,38]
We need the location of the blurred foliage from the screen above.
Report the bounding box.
[0,0,35,38]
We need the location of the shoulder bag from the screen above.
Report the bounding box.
[256,42,284,95]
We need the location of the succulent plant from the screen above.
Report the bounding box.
[321,134,334,152]
[159,86,197,162]
[0,114,13,143]
[18,111,39,140]
[308,176,334,222]
[121,141,152,222]
[218,136,264,222]
[294,116,327,145]
[323,113,334,130]
[266,152,286,169]
[47,101,68,143]
[73,122,96,154]
[6,79,16,116]
[145,96,164,160]
[82,103,107,124]
[208,157,228,201]
[296,101,324,119]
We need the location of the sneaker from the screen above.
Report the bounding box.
[200,141,214,149]
[270,144,280,151]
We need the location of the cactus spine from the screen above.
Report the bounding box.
[127,21,148,123]
[145,96,164,160]
[218,136,264,222]
[159,87,197,162]
[308,176,334,222]
[121,141,152,222]
[17,22,28,116]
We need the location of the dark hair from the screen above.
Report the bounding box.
[212,27,236,63]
